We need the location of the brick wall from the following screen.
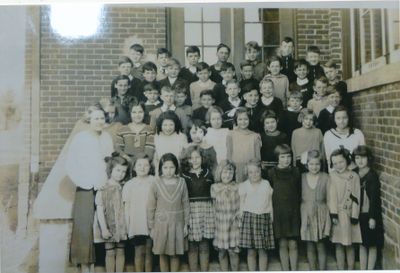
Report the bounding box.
[39,6,167,182]
[352,82,400,267]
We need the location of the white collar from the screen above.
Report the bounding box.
[288,106,302,112]
[145,100,161,106]
[297,78,309,86]
[261,96,274,106]
[222,80,227,86]
[168,77,177,85]
[133,62,141,68]
[326,105,335,113]
[188,66,197,74]
[161,104,176,112]
[228,97,241,107]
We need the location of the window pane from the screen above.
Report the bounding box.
[184,7,201,22]
[203,23,220,45]
[263,46,279,61]
[394,17,400,50]
[263,23,280,45]
[203,8,220,22]
[203,47,217,65]
[362,9,372,63]
[373,9,383,58]
[245,8,261,22]
[263,9,279,22]
[184,23,202,45]
[245,23,263,45]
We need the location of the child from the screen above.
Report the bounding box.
[278,37,296,83]
[94,154,128,273]
[239,60,260,98]
[242,81,264,132]
[289,59,314,107]
[307,76,330,117]
[267,144,301,271]
[142,83,161,122]
[300,150,331,270]
[147,153,190,272]
[259,78,284,118]
[111,75,138,125]
[263,56,290,108]
[210,43,233,84]
[353,145,384,270]
[317,85,341,134]
[175,83,193,118]
[244,41,268,81]
[227,107,262,183]
[159,58,190,102]
[156,47,171,81]
[278,91,303,142]
[122,154,155,272]
[291,108,325,173]
[260,110,288,172]
[306,46,326,82]
[111,56,141,98]
[323,106,365,171]
[192,89,216,123]
[219,79,243,129]
[328,148,362,270]
[190,62,216,109]
[203,106,230,163]
[115,102,155,164]
[213,62,236,105]
[179,46,201,84]
[210,160,240,271]
[324,60,352,111]
[137,61,161,102]
[129,43,145,80]
[239,159,275,271]
[181,145,215,272]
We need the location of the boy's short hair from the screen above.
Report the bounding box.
[118,56,133,67]
[313,76,329,86]
[160,86,174,95]
[240,60,254,70]
[205,105,223,122]
[174,83,187,95]
[267,56,283,67]
[245,41,261,52]
[294,59,309,70]
[325,85,340,96]
[217,43,231,54]
[142,61,158,73]
[307,45,321,54]
[199,89,215,100]
[288,91,303,101]
[157,47,171,58]
[115,75,131,85]
[297,108,317,124]
[324,59,337,69]
[226,79,239,88]
[166,58,181,68]
[129,43,144,54]
[274,144,292,157]
[186,46,201,56]
[241,81,259,95]
[196,62,210,72]
[260,109,278,124]
[220,62,235,72]
[259,78,274,89]
[282,36,294,44]
[143,82,159,93]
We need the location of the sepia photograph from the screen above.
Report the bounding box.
[0,1,399,272]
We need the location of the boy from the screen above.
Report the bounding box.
[317,85,341,134]
[149,86,191,133]
[278,91,302,142]
[307,76,329,117]
[110,56,141,98]
[142,82,161,124]
[289,59,314,107]
[210,43,234,84]
[242,81,265,133]
[192,89,216,123]
[245,41,268,81]
[323,60,352,111]
[306,46,325,82]
[213,62,236,106]
[156,47,171,81]
[179,46,200,84]
[239,60,259,98]
[219,79,242,129]
[190,62,216,109]
[259,78,284,118]
[137,61,160,102]
[278,37,296,83]
[263,56,290,108]
[111,75,138,125]
[175,83,193,118]
[159,58,190,105]
[129,43,145,80]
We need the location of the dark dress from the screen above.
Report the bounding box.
[268,166,301,239]
[260,131,288,170]
[317,107,336,135]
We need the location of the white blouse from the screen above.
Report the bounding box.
[238,179,273,215]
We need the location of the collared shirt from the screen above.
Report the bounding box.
[297,77,309,86]
[133,62,141,68]
[228,97,241,108]
[145,100,161,106]
[188,66,197,74]
[326,105,335,113]
[168,77,177,85]
[287,106,302,112]
[161,103,176,112]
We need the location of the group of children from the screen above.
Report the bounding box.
[74,38,383,272]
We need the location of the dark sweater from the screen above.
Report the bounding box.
[278,109,301,142]
[182,169,214,201]
[192,106,209,123]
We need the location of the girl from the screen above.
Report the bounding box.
[328,148,362,270]
[181,145,215,271]
[210,160,240,271]
[122,154,156,272]
[115,102,155,165]
[94,153,128,272]
[153,111,188,170]
[227,107,262,183]
[239,159,275,271]
[291,108,325,173]
[353,145,384,270]
[324,105,365,171]
[147,153,190,272]
[65,106,114,273]
[300,150,331,270]
[267,144,301,271]
[203,106,230,163]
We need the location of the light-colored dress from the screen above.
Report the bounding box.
[204,127,230,163]
[291,127,325,164]
[122,175,156,238]
[328,170,362,245]
[154,132,188,172]
[300,173,331,242]
[147,177,190,255]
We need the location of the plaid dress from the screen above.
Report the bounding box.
[210,183,240,250]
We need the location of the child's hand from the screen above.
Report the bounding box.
[369,218,376,229]
[184,225,188,237]
[102,229,112,240]
[99,97,111,111]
